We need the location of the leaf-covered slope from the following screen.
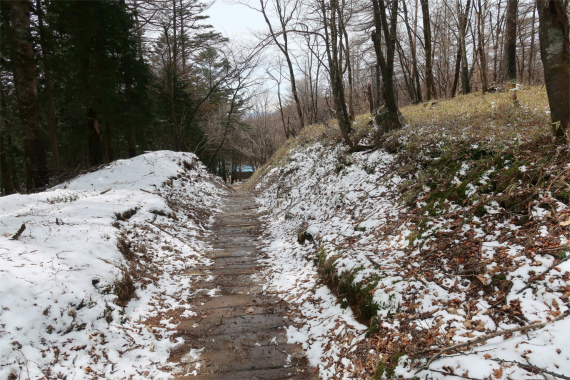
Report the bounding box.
[253,87,569,379]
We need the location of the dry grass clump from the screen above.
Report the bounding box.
[396,85,551,150]
[248,86,552,191]
[114,269,136,307]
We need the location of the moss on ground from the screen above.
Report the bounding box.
[314,247,382,325]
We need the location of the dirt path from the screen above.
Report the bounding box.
[170,189,314,379]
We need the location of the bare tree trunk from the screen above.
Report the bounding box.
[207,88,240,167]
[504,0,518,82]
[490,0,504,84]
[537,0,570,143]
[371,0,401,132]
[375,63,382,109]
[172,0,177,69]
[36,0,59,170]
[459,0,472,94]
[267,67,291,138]
[476,0,489,92]
[451,46,462,97]
[527,5,537,83]
[259,0,305,132]
[9,0,49,191]
[367,82,374,113]
[277,81,289,138]
[402,0,422,103]
[321,0,354,148]
[179,0,186,75]
[342,26,355,121]
[133,0,144,60]
[420,0,436,100]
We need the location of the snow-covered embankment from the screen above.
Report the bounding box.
[253,127,570,379]
[1,151,226,379]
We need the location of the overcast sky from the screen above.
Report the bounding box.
[204,0,265,41]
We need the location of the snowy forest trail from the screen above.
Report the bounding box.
[169,188,314,379]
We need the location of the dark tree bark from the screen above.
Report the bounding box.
[537,0,570,143]
[36,0,59,169]
[342,22,355,121]
[402,0,422,103]
[371,0,401,132]
[0,128,14,195]
[453,0,472,95]
[128,124,137,158]
[451,44,462,97]
[105,121,115,162]
[0,80,15,195]
[459,0,472,94]
[504,0,518,82]
[420,0,436,100]
[9,0,49,191]
[319,0,354,148]
[87,108,103,166]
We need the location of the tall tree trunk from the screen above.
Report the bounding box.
[451,46,462,97]
[476,0,489,92]
[133,0,144,60]
[504,0,518,82]
[9,0,49,191]
[179,0,186,75]
[420,0,436,100]
[172,0,177,70]
[367,82,374,113]
[0,80,15,195]
[490,0,503,83]
[402,0,422,103]
[537,0,570,143]
[276,82,289,138]
[87,108,103,166]
[259,0,305,132]
[459,0,472,94]
[527,5,537,83]
[0,127,14,195]
[375,63,382,109]
[207,89,239,167]
[342,26,354,120]
[371,0,401,132]
[36,0,59,170]
[322,0,354,148]
[397,42,414,101]
[0,83,15,195]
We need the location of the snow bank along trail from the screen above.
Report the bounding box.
[0,151,226,379]
[169,188,315,379]
[252,132,570,379]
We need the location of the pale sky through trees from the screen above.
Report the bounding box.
[205,0,264,40]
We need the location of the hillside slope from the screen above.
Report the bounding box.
[0,151,226,379]
[251,87,570,379]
